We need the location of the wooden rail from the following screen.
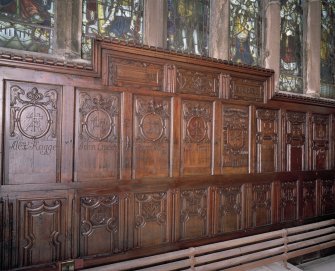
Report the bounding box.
[85,219,335,271]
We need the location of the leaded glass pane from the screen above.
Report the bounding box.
[320,0,335,99]
[279,0,303,93]
[167,0,209,55]
[229,0,261,66]
[82,0,144,59]
[0,0,55,53]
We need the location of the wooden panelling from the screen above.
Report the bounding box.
[181,100,213,175]
[302,179,317,218]
[75,89,120,181]
[280,180,298,222]
[133,95,171,178]
[230,78,264,102]
[320,179,335,215]
[4,81,61,184]
[256,109,279,172]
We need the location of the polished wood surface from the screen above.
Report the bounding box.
[0,40,334,270]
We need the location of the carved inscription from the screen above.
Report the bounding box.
[133,96,170,178]
[256,109,278,172]
[109,57,163,90]
[182,101,212,175]
[7,82,59,184]
[80,195,120,256]
[321,179,335,215]
[230,78,264,102]
[251,183,272,227]
[286,112,306,171]
[311,114,329,170]
[76,90,119,180]
[19,198,66,266]
[280,181,297,222]
[134,192,168,247]
[217,186,242,233]
[176,68,219,96]
[222,106,249,170]
[302,180,316,218]
[180,189,208,240]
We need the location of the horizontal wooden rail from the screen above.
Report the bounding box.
[85,219,335,271]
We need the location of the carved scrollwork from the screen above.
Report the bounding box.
[180,189,207,219]
[252,183,271,210]
[286,112,306,146]
[280,181,297,207]
[219,186,242,215]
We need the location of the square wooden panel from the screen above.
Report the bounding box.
[75,89,120,181]
[4,81,61,184]
[132,95,171,178]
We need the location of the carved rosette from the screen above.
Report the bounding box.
[183,102,212,143]
[135,192,167,228]
[79,92,119,143]
[222,107,249,168]
[176,68,219,97]
[135,97,170,144]
[80,195,119,236]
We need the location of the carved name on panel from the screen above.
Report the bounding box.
[8,82,59,184]
[311,114,329,170]
[133,96,170,178]
[176,68,219,97]
[222,106,249,169]
[230,78,264,102]
[77,90,119,180]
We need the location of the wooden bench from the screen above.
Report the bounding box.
[85,219,335,271]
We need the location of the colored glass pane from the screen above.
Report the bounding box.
[167,0,209,55]
[82,0,144,59]
[0,0,54,53]
[279,0,303,93]
[229,0,261,66]
[320,0,335,99]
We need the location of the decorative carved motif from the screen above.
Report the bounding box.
[302,180,316,218]
[222,107,249,168]
[19,199,65,266]
[176,68,219,96]
[109,57,163,90]
[230,78,264,102]
[280,181,297,221]
[311,114,329,170]
[251,183,272,227]
[219,186,242,215]
[321,179,335,215]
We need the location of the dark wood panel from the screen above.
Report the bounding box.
[280,180,298,222]
[230,78,264,102]
[302,179,317,219]
[320,179,335,215]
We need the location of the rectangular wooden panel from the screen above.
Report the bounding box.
[320,179,335,215]
[280,180,298,222]
[79,194,121,257]
[109,57,163,91]
[75,89,120,181]
[18,197,67,267]
[311,114,330,170]
[222,105,249,174]
[181,100,213,175]
[134,191,170,248]
[302,180,316,219]
[5,81,61,184]
[230,78,264,102]
[256,109,279,172]
[133,95,171,178]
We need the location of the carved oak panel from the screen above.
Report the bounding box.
[133,96,170,178]
[222,105,249,173]
[216,185,243,234]
[75,90,120,180]
[320,179,335,215]
[80,194,120,256]
[302,180,316,218]
[256,109,278,172]
[230,78,264,102]
[179,189,208,240]
[176,67,220,97]
[134,192,169,248]
[181,100,212,175]
[280,181,298,222]
[249,183,272,227]
[109,57,163,90]
[18,198,67,267]
[311,114,329,170]
[5,81,60,184]
[285,112,306,171]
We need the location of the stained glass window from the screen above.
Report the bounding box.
[0,0,55,53]
[229,0,261,66]
[320,0,335,99]
[167,0,209,56]
[82,0,144,59]
[279,0,304,93]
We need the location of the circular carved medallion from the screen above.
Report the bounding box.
[18,105,51,139]
[85,109,113,141]
[140,113,164,141]
[187,116,206,142]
